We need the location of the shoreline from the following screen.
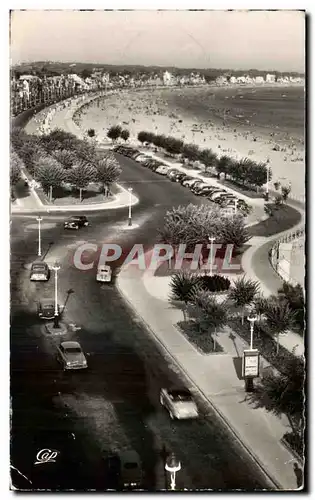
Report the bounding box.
[73,85,304,198]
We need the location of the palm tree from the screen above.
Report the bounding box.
[68,163,97,202]
[191,289,227,350]
[281,185,291,203]
[258,356,304,437]
[228,276,260,324]
[199,149,218,174]
[36,157,65,201]
[94,153,122,197]
[10,150,22,185]
[264,299,296,354]
[50,149,76,169]
[169,271,200,320]
[253,295,269,322]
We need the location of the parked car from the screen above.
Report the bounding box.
[160,388,199,420]
[64,215,89,230]
[182,178,201,187]
[30,261,50,281]
[191,182,210,194]
[174,172,188,182]
[168,169,183,181]
[166,168,180,179]
[196,186,221,197]
[96,265,112,283]
[180,175,195,185]
[56,341,88,371]
[120,451,142,489]
[187,180,204,190]
[37,298,59,320]
[136,154,151,164]
[208,191,228,201]
[156,165,170,175]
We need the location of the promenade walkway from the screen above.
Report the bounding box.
[117,262,303,490]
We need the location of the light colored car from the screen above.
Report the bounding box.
[120,451,142,489]
[30,261,50,281]
[160,388,199,420]
[96,264,112,283]
[156,165,170,175]
[57,341,87,370]
[209,191,228,201]
[182,178,202,187]
[136,154,151,164]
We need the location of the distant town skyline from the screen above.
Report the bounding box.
[10,10,305,72]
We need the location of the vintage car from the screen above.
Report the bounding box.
[64,215,89,230]
[30,261,50,281]
[160,388,199,420]
[56,341,87,371]
[96,265,112,283]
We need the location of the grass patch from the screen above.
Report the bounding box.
[229,317,299,374]
[248,204,302,237]
[177,320,224,354]
[217,179,264,199]
[35,182,118,206]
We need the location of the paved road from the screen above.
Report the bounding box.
[11,154,269,490]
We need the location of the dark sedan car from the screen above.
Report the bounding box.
[64,216,89,230]
[37,299,60,320]
[30,261,50,281]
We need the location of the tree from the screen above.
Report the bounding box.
[164,136,183,155]
[217,213,250,249]
[274,194,284,207]
[169,271,200,320]
[152,134,167,148]
[215,155,232,178]
[253,356,304,438]
[264,299,297,354]
[138,131,149,145]
[36,157,65,201]
[182,143,200,163]
[281,185,291,203]
[228,276,260,324]
[87,128,95,138]
[50,149,76,169]
[199,148,218,173]
[68,164,97,202]
[264,204,274,217]
[121,129,130,142]
[278,282,304,331]
[191,290,227,349]
[253,295,269,322]
[107,125,122,143]
[10,151,22,185]
[94,153,122,197]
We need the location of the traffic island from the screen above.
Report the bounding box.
[44,321,68,336]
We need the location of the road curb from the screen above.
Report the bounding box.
[116,275,282,491]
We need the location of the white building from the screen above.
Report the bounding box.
[255,76,265,84]
[216,76,228,85]
[229,76,237,84]
[266,73,276,83]
[163,71,176,86]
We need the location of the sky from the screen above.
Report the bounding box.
[10,9,305,72]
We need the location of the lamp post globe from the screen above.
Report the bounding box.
[165,453,181,490]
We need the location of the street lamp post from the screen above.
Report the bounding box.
[128,187,133,226]
[247,314,258,350]
[234,198,238,215]
[208,236,216,276]
[265,166,271,201]
[52,262,61,328]
[36,216,42,257]
[165,453,181,491]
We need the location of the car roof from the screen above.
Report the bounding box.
[40,298,54,305]
[32,261,47,267]
[61,341,81,349]
[120,450,140,463]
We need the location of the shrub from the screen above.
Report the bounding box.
[87,128,95,137]
[197,274,231,292]
[107,125,122,142]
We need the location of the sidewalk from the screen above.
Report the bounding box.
[241,206,305,356]
[117,264,302,490]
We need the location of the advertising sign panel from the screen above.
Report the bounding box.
[242,349,260,378]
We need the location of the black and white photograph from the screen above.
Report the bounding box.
[8,8,305,492]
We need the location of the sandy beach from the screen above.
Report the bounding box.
[73,85,305,199]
